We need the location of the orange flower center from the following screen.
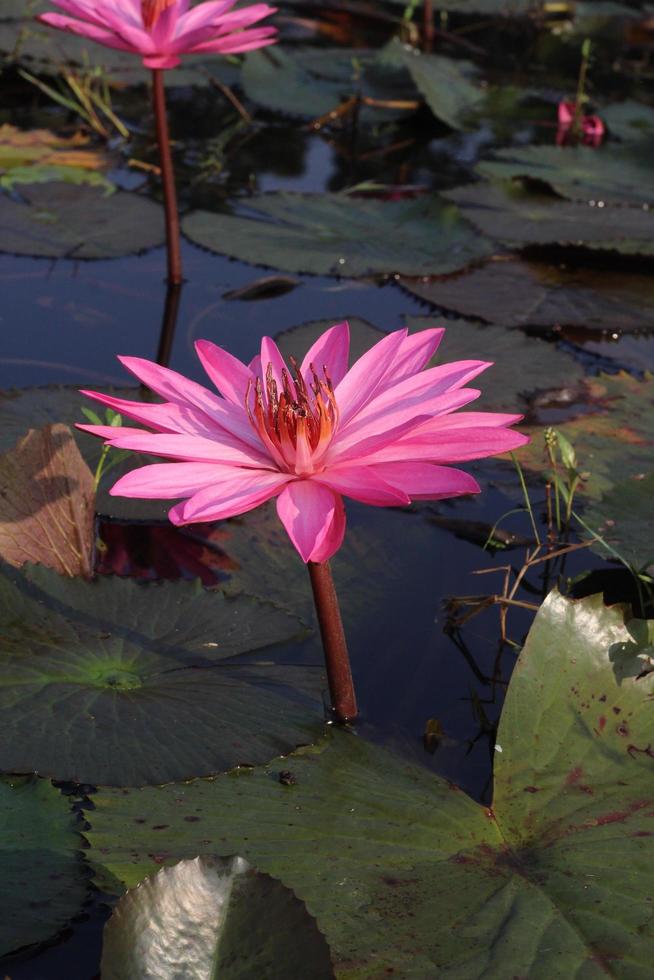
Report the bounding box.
[141,0,176,29]
[246,358,339,474]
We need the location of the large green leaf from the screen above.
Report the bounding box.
[182,193,493,277]
[0,183,164,259]
[0,563,321,786]
[444,180,654,254]
[0,776,86,957]
[583,472,654,571]
[476,144,654,206]
[102,856,334,980]
[515,371,654,500]
[86,591,654,977]
[602,100,654,142]
[401,258,654,331]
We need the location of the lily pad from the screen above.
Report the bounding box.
[583,473,654,571]
[406,315,584,408]
[0,423,94,578]
[401,258,654,331]
[602,100,654,141]
[241,47,414,123]
[102,856,334,980]
[476,144,654,206]
[0,775,86,957]
[0,183,164,259]
[387,39,484,130]
[515,372,654,500]
[182,193,493,277]
[0,562,320,786]
[444,181,654,254]
[86,591,654,976]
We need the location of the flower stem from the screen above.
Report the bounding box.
[423,0,435,52]
[151,68,183,285]
[307,561,358,723]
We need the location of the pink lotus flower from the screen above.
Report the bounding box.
[37,0,277,70]
[557,100,605,147]
[78,323,529,563]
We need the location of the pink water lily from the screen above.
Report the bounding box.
[78,322,529,564]
[37,0,277,69]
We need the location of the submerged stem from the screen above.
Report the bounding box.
[307,561,358,723]
[152,68,183,285]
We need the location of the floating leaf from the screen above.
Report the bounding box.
[0,776,85,957]
[515,372,654,500]
[0,183,164,259]
[406,315,584,408]
[0,124,112,190]
[476,144,654,206]
[583,473,654,570]
[602,100,654,142]
[182,193,493,277]
[387,39,484,130]
[444,180,654,254]
[402,258,654,331]
[0,423,94,578]
[101,856,334,980]
[86,591,654,976]
[0,563,320,786]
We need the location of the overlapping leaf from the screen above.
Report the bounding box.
[85,592,654,977]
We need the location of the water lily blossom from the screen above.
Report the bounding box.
[78,322,528,563]
[37,0,278,70]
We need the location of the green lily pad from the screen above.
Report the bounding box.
[86,591,654,976]
[0,562,320,786]
[101,856,334,980]
[0,183,164,259]
[602,100,654,142]
[583,473,654,571]
[182,193,493,277]
[476,144,654,206]
[444,181,654,254]
[383,0,535,13]
[515,372,654,500]
[401,258,654,331]
[386,39,484,130]
[0,775,86,957]
[406,315,584,408]
[241,47,414,123]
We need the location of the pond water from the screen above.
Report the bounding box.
[0,2,653,975]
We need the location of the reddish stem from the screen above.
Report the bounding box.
[308,561,358,723]
[152,69,183,285]
[423,0,435,52]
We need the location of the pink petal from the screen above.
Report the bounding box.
[117,355,260,449]
[316,465,409,506]
[369,461,480,499]
[173,3,275,50]
[174,469,291,524]
[260,336,290,392]
[79,389,221,437]
[334,329,408,426]
[37,13,135,52]
[299,321,350,388]
[186,26,276,54]
[361,422,529,464]
[325,414,433,467]
[110,462,230,498]
[100,432,271,467]
[76,423,150,440]
[194,340,253,407]
[276,481,346,563]
[174,0,236,34]
[385,327,445,384]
